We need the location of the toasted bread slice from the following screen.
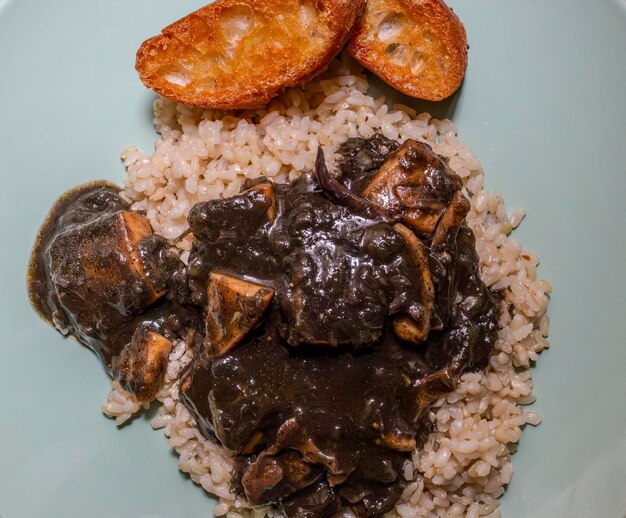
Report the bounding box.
[347,0,467,101]
[136,0,365,109]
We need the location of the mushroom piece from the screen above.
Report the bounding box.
[391,223,434,344]
[112,326,173,401]
[205,272,274,355]
[281,480,341,517]
[431,190,470,250]
[361,139,465,234]
[402,367,458,425]
[241,449,324,506]
[376,429,417,452]
[275,418,346,477]
[428,190,471,325]
[248,181,278,222]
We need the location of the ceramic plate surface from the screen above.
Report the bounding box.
[1,0,625,516]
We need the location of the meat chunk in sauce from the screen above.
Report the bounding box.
[112,327,172,401]
[27,135,499,517]
[206,272,274,356]
[27,182,198,401]
[361,139,469,234]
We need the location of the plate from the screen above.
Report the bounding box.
[1,1,625,517]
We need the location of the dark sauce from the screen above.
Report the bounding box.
[27,182,200,398]
[27,136,499,517]
[187,173,429,348]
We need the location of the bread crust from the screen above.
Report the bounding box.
[347,0,467,101]
[136,0,366,109]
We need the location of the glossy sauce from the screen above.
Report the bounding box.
[27,136,499,517]
[27,182,200,383]
[181,137,499,516]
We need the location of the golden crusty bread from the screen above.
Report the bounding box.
[136,0,366,109]
[347,0,467,101]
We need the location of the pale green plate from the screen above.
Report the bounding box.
[1,0,625,517]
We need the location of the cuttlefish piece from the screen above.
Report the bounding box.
[241,449,324,506]
[205,272,274,356]
[247,181,277,222]
[112,327,173,402]
[362,139,464,234]
[431,190,470,250]
[391,223,434,344]
[403,367,459,425]
[76,210,153,282]
[46,209,168,324]
[376,426,417,452]
[275,418,343,475]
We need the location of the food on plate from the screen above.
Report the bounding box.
[27,181,197,401]
[28,135,500,515]
[28,54,550,516]
[347,0,468,101]
[180,139,499,515]
[135,0,366,109]
[117,58,549,515]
